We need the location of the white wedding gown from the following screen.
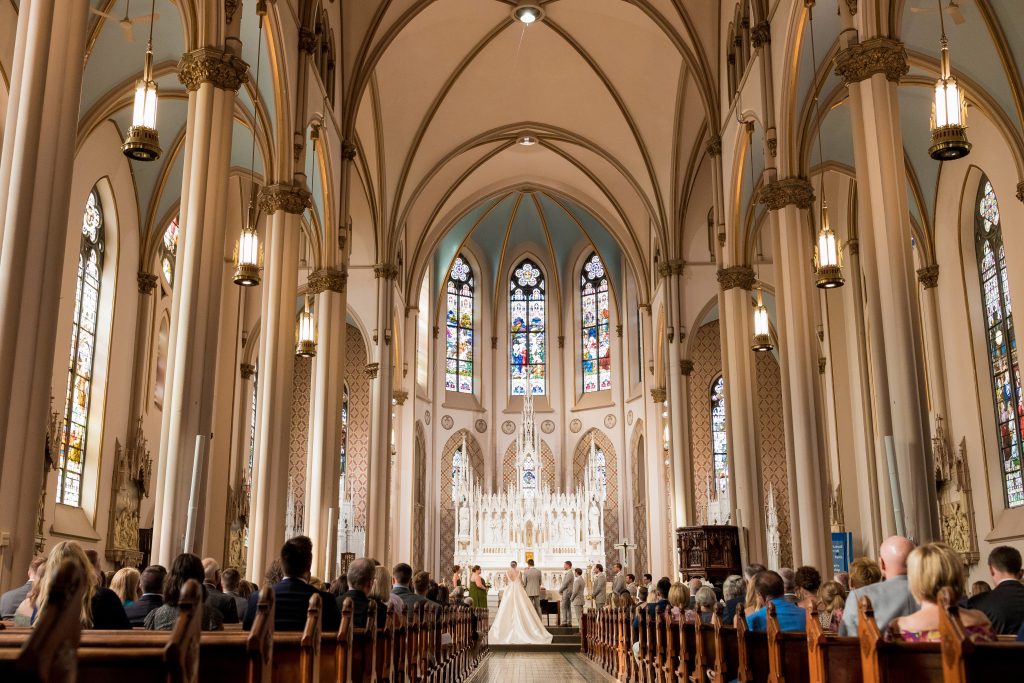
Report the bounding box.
[487,569,553,645]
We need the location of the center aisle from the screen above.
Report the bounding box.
[468,651,616,682]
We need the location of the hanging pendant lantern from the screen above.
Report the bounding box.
[929,34,971,160]
[752,287,773,352]
[296,296,317,357]
[233,204,263,286]
[814,201,844,288]
[122,46,161,160]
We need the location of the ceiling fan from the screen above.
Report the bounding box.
[90,0,159,43]
[910,0,968,26]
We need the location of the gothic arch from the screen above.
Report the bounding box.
[440,429,484,578]
[413,421,427,570]
[629,420,649,574]
[502,440,556,491]
[572,429,620,569]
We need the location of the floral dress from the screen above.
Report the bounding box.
[887,624,997,643]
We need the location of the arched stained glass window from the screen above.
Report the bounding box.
[581,252,612,392]
[452,446,466,500]
[160,217,178,286]
[591,445,607,497]
[710,375,729,498]
[510,260,546,395]
[975,178,1024,508]
[445,256,474,393]
[417,273,429,388]
[338,383,349,507]
[57,189,105,507]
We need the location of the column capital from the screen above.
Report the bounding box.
[638,302,651,314]
[177,47,249,92]
[1016,181,1024,204]
[759,177,815,211]
[705,135,722,158]
[848,238,859,255]
[137,271,158,294]
[258,183,312,215]
[917,264,940,289]
[298,28,318,54]
[680,359,694,377]
[717,266,756,291]
[651,386,667,403]
[750,21,771,49]
[240,363,256,380]
[374,262,400,280]
[393,390,408,405]
[225,0,240,24]
[342,141,358,161]
[658,258,685,278]
[818,357,827,374]
[833,37,908,85]
[365,362,380,379]
[308,267,348,294]
[843,0,858,15]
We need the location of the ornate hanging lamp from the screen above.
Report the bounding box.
[122,0,161,160]
[296,296,317,357]
[233,3,266,286]
[929,0,971,160]
[751,286,774,352]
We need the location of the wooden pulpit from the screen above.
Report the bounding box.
[675,525,741,586]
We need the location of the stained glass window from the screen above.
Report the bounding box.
[710,376,729,498]
[338,383,349,508]
[57,189,105,507]
[452,446,466,500]
[161,217,178,286]
[592,445,607,497]
[247,375,257,496]
[510,259,546,395]
[445,256,474,393]
[581,253,612,392]
[975,178,1024,508]
[417,273,429,388]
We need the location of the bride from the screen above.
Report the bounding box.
[488,561,553,645]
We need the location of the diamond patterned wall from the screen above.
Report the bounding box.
[572,429,620,569]
[288,356,312,528]
[440,430,484,579]
[689,320,721,524]
[755,352,792,567]
[629,420,649,575]
[345,324,371,527]
[413,421,427,570]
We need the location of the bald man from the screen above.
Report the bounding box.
[839,536,918,636]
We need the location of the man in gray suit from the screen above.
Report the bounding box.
[523,559,544,615]
[559,561,574,626]
[570,568,586,626]
[592,564,608,610]
[0,557,44,619]
[839,536,919,636]
[610,563,625,596]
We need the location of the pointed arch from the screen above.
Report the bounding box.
[580,252,612,393]
[440,429,484,578]
[502,440,555,491]
[445,254,475,393]
[509,258,547,395]
[629,420,649,574]
[573,429,620,569]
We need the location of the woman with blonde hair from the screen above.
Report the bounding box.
[816,581,846,632]
[667,582,697,624]
[888,542,995,643]
[110,567,142,607]
[369,565,403,626]
[36,541,129,629]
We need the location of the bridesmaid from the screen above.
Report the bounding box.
[468,565,488,608]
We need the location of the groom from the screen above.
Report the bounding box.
[559,561,574,626]
[523,559,543,616]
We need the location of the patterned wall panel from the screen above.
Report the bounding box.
[755,353,793,568]
[413,421,427,570]
[572,429,621,569]
[440,430,484,579]
[501,440,555,491]
[629,420,649,574]
[688,320,721,523]
[288,356,312,528]
[345,324,371,527]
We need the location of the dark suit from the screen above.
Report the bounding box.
[392,585,426,614]
[243,577,340,632]
[337,589,387,630]
[633,598,670,633]
[91,587,131,629]
[125,593,164,627]
[204,582,239,624]
[968,579,1024,635]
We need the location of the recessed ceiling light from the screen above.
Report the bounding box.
[513,3,543,25]
[517,135,539,146]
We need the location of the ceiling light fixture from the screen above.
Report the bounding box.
[122,0,161,161]
[517,135,538,146]
[929,0,971,160]
[513,3,543,24]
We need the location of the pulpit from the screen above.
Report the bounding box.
[675,525,741,586]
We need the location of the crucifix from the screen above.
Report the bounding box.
[614,539,637,567]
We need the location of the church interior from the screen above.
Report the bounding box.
[2,0,1024,678]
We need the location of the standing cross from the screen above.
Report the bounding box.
[614,539,637,566]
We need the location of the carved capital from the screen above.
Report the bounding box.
[848,238,859,256]
[844,0,858,15]
[258,184,312,215]
[759,177,815,211]
[177,47,249,92]
[750,21,771,49]
[433,326,440,340]
[393,390,408,406]
[766,134,778,158]
[705,135,722,158]
[298,28,318,54]
[717,266,756,291]
[680,359,694,377]
[342,141,358,161]
[833,37,908,85]
[308,267,348,294]
[137,272,158,295]
[365,362,380,379]
[818,357,827,374]
[616,324,623,338]
[491,336,498,350]
[917,264,940,289]
[651,387,667,404]
[1017,181,1024,204]
[638,303,651,314]
[373,262,400,280]
[558,335,565,348]
[225,0,240,24]
[658,258,685,278]
[240,363,256,380]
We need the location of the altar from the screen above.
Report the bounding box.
[453,394,606,593]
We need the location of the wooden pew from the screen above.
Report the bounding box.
[271,592,322,683]
[320,596,353,683]
[709,608,740,683]
[936,587,1024,683]
[764,601,809,683]
[349,599,379,683]
[857,595,943,683]
[733,611,762,683]
[805,604,860,683]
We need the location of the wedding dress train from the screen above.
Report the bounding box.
[487,568,553,645]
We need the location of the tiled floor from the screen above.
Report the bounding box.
[468,651,614,682]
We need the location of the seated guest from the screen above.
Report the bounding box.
[817,581,846,632]
[1,556,45,619]
[202,558,239,623]
[970,581,991,597]
[743,564,767,617]
[667,582,696,624]
[85,549,104,588]
[634,577,670,630]
[339,557,384,629]
[126,565,166,627]
[243,536,340,632]
[369,565,404,623]
[146,553,222,631]
[694,586,718,624]
[264,559,284,585]
[835,571,850,592]
[686,577,703,609]
[839,536,918,636]
[636,586,649,603]
[778,568,799,604]
[392,562,427,610]
[721,574,746,624]
[746,570,807,632]
[36,541,129,629]
[795,566,823,611]
[329,577,347,597]
[221,568,249,620]
[14,564,46,626]
[110,567,141,607]
[889,542,995,643]
[849,557,882,589]
[967,545,1024,635]
[413,571,433,603]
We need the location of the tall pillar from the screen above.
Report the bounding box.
[717,266,765,563]
[151,48,248,567]
[131,273,159,422]
[759,178,830,569]
[660,260,694,529]
[366,262,398,561]
[0,0,90,591]
[835,38,939,542]
[304,266,348,578]
[916,266,949,423]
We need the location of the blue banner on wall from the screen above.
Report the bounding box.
[831,532,853,574]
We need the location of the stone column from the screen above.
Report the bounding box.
[659,260,694,529]
[0,0,91,590]
[717,266,766,563]
[304,266,348,578]
[835,37,939,542]
[151,47,248,567]
[759,178,830,569]
[131,273,159,422]
[246,184,310,581]
[916,266,949,424]
[366,262,398,561]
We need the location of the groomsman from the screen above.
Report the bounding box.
[610,563,626,596]
[524,559,543,615]
[559,561,574,626]
[570,568,586,627]
[592,564,607,610]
